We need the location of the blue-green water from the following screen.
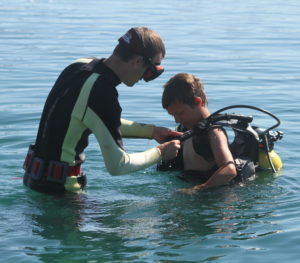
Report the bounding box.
[1,0,300,262]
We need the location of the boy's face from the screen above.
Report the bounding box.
[167,101,201,129]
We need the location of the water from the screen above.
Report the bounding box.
[1,0,300,262]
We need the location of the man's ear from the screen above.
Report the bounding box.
[135,55,144,65]
[194,96,203,106]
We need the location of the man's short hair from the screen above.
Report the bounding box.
[162,73,207,109]
[113,27,165,61]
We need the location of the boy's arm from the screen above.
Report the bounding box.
[177,128,237,194]
[202,128,237,187]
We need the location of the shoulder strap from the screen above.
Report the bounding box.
[192,127,227,162]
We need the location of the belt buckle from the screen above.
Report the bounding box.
[47,160,68,184]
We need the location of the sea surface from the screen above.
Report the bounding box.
[1,0,300,262]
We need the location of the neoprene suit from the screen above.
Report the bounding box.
[33,58,161,175]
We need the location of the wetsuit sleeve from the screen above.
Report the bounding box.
[82,107,162,175]
[120,119,154,139]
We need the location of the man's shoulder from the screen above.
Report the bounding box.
[72,57,95,64]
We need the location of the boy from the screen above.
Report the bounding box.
[162,73,237,194]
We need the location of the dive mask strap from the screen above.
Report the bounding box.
[118,28,145,55]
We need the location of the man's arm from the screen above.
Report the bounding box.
[120,118,182,143]
[84,111,180,175]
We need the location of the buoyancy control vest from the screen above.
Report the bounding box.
[157,105,283,181]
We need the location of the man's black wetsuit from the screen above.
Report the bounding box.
[23,58,161,193]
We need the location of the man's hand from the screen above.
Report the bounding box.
[157,140,181,160]
[152,126,183,143]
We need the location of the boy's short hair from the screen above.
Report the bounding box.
[113,27,165,61]
[162,73,207,109]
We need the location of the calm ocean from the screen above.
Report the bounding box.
[1,0,300,262]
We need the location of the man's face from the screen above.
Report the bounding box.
[125,53,163,87]
[167,101,200,129]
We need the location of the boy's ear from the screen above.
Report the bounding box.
[194,96,203,106]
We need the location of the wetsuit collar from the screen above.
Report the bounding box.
[86,58,121,87]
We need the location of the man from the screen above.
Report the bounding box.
[23,27,181,194]
[161,73,237,194]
